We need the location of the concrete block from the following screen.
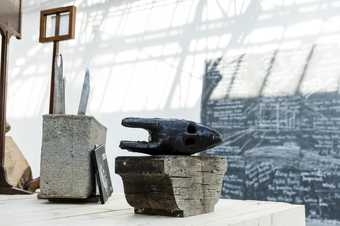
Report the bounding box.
[39,115,107,199]
[116,155,227,217]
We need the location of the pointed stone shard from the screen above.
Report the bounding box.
[53,54,65,114]
[78,69,90,115]
[4,136,33,189]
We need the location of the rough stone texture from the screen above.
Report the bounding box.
[116,156,227,217]
[39,115,107,199]
[4,136,32,188]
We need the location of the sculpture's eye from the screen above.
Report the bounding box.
[185,137,195,146]
[187,124,197,134]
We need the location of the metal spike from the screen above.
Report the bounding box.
[53,54,65,114]
[78,69,90,115]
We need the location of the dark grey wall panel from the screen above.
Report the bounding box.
[201,46,340,225]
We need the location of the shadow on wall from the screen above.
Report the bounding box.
[5,0,340,197]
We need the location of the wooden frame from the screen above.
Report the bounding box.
[39,6,76,43]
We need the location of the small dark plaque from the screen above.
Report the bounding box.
[0,0,22,38]
[91,145,113,204]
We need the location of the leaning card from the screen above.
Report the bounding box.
[91,145,113,204]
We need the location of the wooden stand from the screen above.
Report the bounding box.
[0,31,31,195]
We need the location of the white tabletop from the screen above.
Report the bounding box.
[0,194,305,226]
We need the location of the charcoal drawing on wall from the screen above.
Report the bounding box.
[201,44,340,226]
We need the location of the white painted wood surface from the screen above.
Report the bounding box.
[0,194,305,226]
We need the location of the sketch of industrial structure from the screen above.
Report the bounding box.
[201,45,340,225]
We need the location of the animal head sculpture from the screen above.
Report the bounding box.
[119,117,223,155]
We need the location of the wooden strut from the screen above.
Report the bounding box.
[49,13,61,114]
[0,30,9,186]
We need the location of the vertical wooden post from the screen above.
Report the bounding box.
[49,41,59,114]
[49,13,60,114]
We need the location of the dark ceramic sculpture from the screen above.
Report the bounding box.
[119,118,223,155]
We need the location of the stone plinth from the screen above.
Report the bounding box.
[115,156,227,217]
[39,115,107,199]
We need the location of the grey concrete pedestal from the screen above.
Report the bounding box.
[116,156,227,217]
[39,115,107,199]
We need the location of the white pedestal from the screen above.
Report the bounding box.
[0,194,305,226]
